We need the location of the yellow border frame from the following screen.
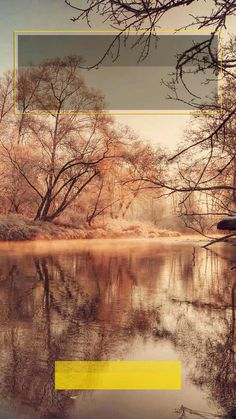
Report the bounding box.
[14,30,223,116]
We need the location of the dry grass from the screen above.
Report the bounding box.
[0,216,83,241]
[0,216,181,241]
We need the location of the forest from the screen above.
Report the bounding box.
[0,2,236,244]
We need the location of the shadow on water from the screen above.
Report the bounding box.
[0,241,235,418]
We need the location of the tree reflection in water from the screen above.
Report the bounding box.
[0,241,235,418]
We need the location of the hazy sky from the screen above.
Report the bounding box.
[0,0,235,150]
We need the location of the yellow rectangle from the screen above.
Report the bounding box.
[55,361,181,390]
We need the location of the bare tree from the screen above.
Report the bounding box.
[0,58,158,223]
[0,58,130,221]
[0,72,13,125]
[65,1,236,74]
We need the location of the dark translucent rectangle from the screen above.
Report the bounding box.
[16,33,220,112]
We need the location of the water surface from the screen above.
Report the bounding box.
[0,239,235,419]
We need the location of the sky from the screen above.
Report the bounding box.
[0,0,235,150]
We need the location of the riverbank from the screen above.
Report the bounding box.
[0,216,182,241]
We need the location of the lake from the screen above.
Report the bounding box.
[0,239,235,419]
